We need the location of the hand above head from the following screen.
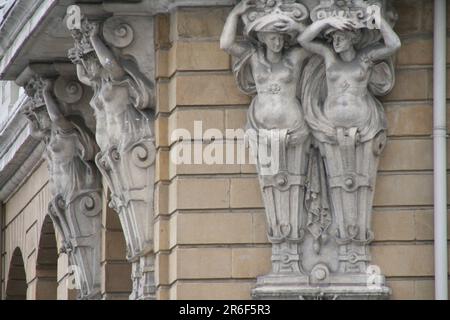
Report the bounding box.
[68,48,82,64]
[274,17,303,33]
[232,0,257,16]
[325,17,356,31]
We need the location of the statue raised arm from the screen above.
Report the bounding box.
[221,0,316,288]
[291,1,402,298]
[88,22,126,81]
[42,79,74,132]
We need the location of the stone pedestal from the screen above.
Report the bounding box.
[253,274,391,300]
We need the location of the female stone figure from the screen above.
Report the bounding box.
[295,12,401,278]
[70,22,153,153]
[24,78,101,299]
[69,19,156,300]
[221,0,311,281]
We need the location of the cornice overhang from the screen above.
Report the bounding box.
[0,92,44,202]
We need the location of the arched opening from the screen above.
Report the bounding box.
[35,215,58,300]
[5,248,27,300]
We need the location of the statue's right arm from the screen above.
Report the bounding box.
[89,23,126,81]
[220,0,256,57]
[298,19,336,64]
[43,80,74,132]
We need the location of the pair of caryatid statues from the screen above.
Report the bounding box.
[22,12,157,299]
[221,0,401,299]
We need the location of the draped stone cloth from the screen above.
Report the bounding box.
[46,116,99,203]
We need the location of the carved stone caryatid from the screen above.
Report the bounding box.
[22,75,102,300]
[223,0,401,299]
[297,0,400,298]
[67,12,156,300]
[221,0,313,294]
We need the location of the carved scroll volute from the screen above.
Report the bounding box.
[54,77,83,103]
[102,17,134,48]
[67,8,157,300]
[54,76,96,133]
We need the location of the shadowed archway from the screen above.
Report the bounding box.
[5,248,27,300]
[35,215,58,300]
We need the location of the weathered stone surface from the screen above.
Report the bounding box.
[172,7,231,40]
[384,69,430,101]
[231,247,271,278]
[171,280,254,300]
[222,0,400,300]
[68,12,157,300]
[169,178,229,212]
[372,244,434,277]
[230,178,263,209]
[21,72,102,300]
[169,73,250,110]
[168,41,230,76]
[170,247,232,281]
[174,212,254,245]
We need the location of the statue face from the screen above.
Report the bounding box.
[259,32,285,53]
[332,31,353,53]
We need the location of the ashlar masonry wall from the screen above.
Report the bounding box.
[154,0,450,300]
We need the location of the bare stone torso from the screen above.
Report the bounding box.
[250,50,304,130]
[324,58,372,128]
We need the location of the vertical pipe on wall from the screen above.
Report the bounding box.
[433,0,448,301]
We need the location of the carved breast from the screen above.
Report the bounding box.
[327,60,370,85]
[254,62,295,86]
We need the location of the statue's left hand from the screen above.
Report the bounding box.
[274,17,302,33]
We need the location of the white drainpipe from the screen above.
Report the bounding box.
[433,0,448,301]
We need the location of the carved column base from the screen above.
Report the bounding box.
[139,254,156,300]
[252,274,391,300]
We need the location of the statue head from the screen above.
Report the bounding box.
[326,29,362,53]
[257,31,286,53]
[23,102,51,139]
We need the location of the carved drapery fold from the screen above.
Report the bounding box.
[22,74,102,300]
[222,0,401,299]
[67,10,157,300]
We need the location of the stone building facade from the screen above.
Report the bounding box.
[0,0,448,300]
